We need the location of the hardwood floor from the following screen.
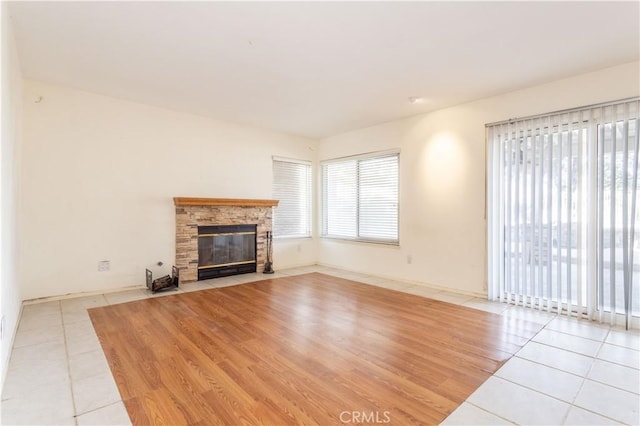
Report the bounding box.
[89,273,543,425]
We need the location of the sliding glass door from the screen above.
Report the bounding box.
[487,99,640,328]
[598,117,640,325]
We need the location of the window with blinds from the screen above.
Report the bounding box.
[272,158,312,238]
[487,98,640,329]
[322,151,399,244]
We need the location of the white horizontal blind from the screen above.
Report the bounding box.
[487,98,640,329]
[359,155,399,240]
[323,160,357,238]
[322,152,399,243]
[272,158,312,238]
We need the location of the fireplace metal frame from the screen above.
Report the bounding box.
[197,224,257,280]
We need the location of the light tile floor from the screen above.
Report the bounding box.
[1,266,639,425]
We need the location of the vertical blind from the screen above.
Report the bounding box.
[487,98,640,329]
[272,158,312,238]
[322,152,399,243]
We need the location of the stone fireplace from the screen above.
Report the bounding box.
[174,197,278,282]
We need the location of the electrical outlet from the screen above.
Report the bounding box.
[407,255,412,264]
[98,260,110,272]
[297,244,302,253]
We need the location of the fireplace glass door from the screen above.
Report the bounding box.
[197,224,257,279]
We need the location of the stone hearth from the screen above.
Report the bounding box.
[174,198,278,282]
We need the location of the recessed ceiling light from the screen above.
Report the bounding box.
[408,96,423,104]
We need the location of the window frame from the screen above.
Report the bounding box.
[321,150,400,245]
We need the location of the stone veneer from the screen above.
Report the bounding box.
[174,198,278,283]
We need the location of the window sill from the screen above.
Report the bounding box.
[320,236,399,247]
[273,235,313,241]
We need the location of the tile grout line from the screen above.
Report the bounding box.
[73,399,124,418]
[482,317,631,425]
[561,326,614,425]
[512,348,639,394]
[537,317,640,385]
[462,400,517,425]
[527,337,600,359]
[510,354,593,379]
[488,374,624,426]
[532,332,640,370]
[61,305,80,426]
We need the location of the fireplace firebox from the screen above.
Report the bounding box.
[197,224,257,280]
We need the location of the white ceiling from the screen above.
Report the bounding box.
[8,1,640,139]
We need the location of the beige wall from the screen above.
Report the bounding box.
[17,58,640,303]
[318,61,640,295]
[1,3,24,390]
[20,80,318,300]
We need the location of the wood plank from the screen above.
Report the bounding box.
[173,197,279,207]
[89,273,543,425]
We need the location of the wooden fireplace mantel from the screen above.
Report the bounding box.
[173,197,279,207]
